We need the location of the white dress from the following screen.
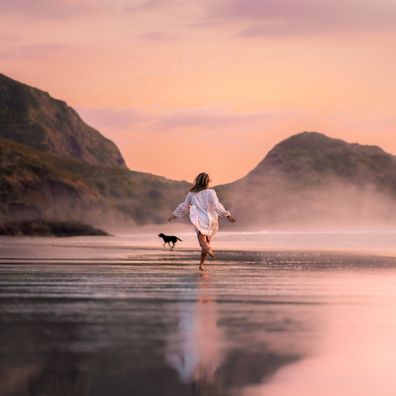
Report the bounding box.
[172,188,231,237]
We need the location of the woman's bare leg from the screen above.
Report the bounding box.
[206,235,213,256]
[199,250,208,271]
[197,231,208,271]
[197,232,214,271]
[197,232,214,258]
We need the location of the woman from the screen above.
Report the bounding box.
[168,172,235,271]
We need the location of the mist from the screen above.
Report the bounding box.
[218,169,396,231]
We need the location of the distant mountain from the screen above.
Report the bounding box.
[0,73,188,231]
[244,132,396,186]
[0,73,125,167]
[219,132,396,228]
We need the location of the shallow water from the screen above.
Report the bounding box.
[1,233,396,395]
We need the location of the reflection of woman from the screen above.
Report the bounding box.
[166,274,224,387]
[169,172,235,271]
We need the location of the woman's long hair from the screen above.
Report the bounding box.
[189,172,211,193]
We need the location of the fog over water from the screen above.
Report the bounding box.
[221,169,396,230]
[1,232,396,396]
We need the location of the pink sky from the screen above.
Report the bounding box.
[1,0,396,184]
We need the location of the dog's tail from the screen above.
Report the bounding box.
[176,237,183,241]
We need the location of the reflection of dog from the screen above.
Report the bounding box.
[158,233,182,249]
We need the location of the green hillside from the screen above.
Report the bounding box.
[0,73,125,167]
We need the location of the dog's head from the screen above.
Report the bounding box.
[158,233,165,238]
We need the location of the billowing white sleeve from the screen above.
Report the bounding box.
[209,189,231,217]
[172,192,192,217]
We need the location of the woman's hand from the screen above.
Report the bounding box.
[168,214,177,222]
[227,215,236,223]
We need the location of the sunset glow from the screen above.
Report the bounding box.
[1,0,396,183]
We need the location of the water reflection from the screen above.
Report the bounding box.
[0,262,309,396]
[242,272,396,396]
[164,271,307,395]
[4,248,394,395]
[166,273,225,389]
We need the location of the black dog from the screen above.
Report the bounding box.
[158,233,182,249]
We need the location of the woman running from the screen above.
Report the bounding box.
[168,172,235,271]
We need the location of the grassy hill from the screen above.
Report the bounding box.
[0,73,125,167]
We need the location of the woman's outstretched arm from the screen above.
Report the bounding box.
[209,190,235,222]
[168,192,192,221]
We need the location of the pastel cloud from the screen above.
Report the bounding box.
[78,105,295,134]
[2,0,396,36]
[204,0,396,37]
[0,44,81,60]
[136,31,178,42]
[150,106,291,131]
[121,0,396,37]
[78,107,148,131]
[0,0,110,18]
[0,33,21,42]
[125,0,182,12]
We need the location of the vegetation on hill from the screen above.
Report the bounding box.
[0,73,125,167]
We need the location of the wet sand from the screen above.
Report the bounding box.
[1,233,396,395]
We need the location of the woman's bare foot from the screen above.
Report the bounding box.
[199,264,204,271]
